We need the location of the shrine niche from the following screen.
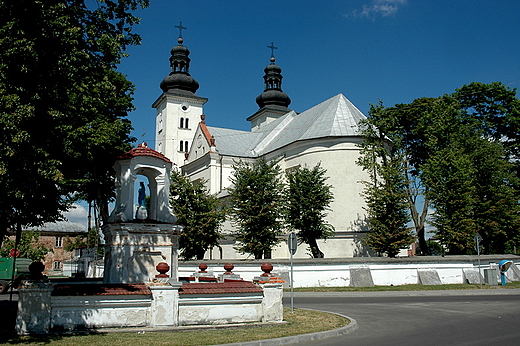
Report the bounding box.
[108,142,177,224]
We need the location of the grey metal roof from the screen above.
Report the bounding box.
[206,127,263,157]
[208,93,367,158]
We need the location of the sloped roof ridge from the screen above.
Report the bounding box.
[300,93,365,139]
[252,110,298,155]
[254,94,367,155]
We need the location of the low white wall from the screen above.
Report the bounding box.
[178,255,520,287]
[51,295,151,330]
[179,295,263,325]
[16,281,284,334]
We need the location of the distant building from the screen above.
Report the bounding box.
[5,222,88,276]
[36,222,90,276]
[153,35,373,259]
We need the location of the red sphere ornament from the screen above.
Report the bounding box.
[223,263,234,274]
[261,262,273,276]
[156,262,170,278]
[198,263,208,273]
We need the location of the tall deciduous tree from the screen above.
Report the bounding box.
[0,0,148,246]
[228,158,285,259]
[361,84,520,255]
[169,171,226,260]
[285,164,334,258]
[358,103,415,257]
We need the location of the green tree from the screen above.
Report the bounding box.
[422,118,520,254]
[358,103,415,257]
[228,158,285,259]
[0,0,148,247]
[169,171,226,260]
[285,163,334,258]
[363,85,520,255]
[0,230,52,261]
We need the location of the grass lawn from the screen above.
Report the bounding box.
[0,308,349,346]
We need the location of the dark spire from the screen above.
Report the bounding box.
[160,22,200,94]
[255,43,291,109]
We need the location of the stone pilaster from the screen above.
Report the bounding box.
[259,282,284,322]
[16,283,53,334]
[148,281,182,327]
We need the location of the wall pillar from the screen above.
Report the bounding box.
[148,281,182,327]
[16,284,53,335]
[259,282,284,322]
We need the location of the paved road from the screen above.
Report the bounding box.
[284,290,520,346]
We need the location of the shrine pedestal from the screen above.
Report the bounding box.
[102,222,181,284]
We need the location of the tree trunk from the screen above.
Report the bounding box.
[408,193,430,255]
[417,224,429,255]
[196,249,205,260]
[308,238,324,258]
[0,222,7,249]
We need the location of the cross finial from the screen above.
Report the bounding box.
[267,41,278,58]
[175,21,187,38]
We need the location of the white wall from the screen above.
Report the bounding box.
[178,256,520,287]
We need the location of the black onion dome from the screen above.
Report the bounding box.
[256,56,291,108]
[160,74,199,93]
[160,37,200,93]
[256,90,291,108]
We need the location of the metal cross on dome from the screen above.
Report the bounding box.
[175,21,187,38]
[267,41,278,58]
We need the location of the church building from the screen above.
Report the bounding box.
[152,34,372,259]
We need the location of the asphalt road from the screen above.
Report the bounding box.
[284,290,520,346]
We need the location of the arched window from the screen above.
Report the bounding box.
[179,141,189,152]
[179,117,184,128]
[185,118,189,129]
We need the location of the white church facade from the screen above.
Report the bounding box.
[153,35,373,259]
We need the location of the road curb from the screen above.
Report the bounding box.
[210,310,358,346]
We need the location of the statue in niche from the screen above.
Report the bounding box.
[136,181,148,220]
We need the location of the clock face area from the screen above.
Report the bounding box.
[180,103,190,112]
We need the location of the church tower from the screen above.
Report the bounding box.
[152,23,207,167]
[247,42,291,131]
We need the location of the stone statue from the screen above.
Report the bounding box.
[138,182,146,207]
[136,182,148,220]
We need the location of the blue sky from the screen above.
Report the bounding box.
[118,0,520,147]
[67,0,520,226]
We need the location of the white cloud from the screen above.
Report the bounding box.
[62,203,89,231]
[346,0,408,19]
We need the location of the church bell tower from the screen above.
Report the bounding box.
[152,22,207,167]
[247,42,291,131]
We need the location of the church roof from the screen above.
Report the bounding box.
[205,127,263,157]
[207,93,366,158]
